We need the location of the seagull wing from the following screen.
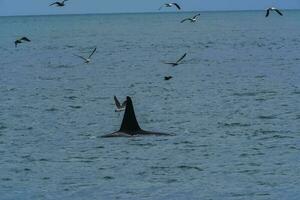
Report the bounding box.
[121,100,127,107]
[114,96,121,108]
[73,54,87,61]
[164,62,176,65]
[49,2,58,6]
[21,37,30,42]
[192,13,201,19]
[88,48,97,59]
[171,3,181,10]
[176,53,187,64]
[275,9,283,16]
[180,18,189,23]
[265,9,270,17]
[158,4,165,10]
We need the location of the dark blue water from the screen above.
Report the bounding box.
[0,11,300,200]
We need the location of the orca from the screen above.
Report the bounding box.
[102,96,171,137]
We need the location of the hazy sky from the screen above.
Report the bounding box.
[0,0,299,16]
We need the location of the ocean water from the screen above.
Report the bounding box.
[0,11,300,200]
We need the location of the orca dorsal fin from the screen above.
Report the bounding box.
[119,96,141,132]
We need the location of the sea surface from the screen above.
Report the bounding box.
[0,11,300,200]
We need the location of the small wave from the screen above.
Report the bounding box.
[260,134,294,140]
[103,176,114,180]
[0,123,7,130]
[255,98,267,102]
[230,192,270,197]
[151,166,170,170]
[51,64,75,69]
[166,179,178,183]
[39,158,50,162]
[69,105,82,109]
[66,156,98,163]
[272,134,294,139]
[129,142,156,147]
[255,75,266,79]
[14,126,33,131]
[219,122,251,128]
[65,45,75,49]
[236,169,260,175]
[64,96,78,100]
[64,88,75,92]
[1,178,12,181]
[177,165,203,171]
[259,90,277,95]
[292,90,300,95]
[1,87,16,92]
[173,140,193,145]
[24,168,31,172]
[233,92,257,97]
[253,129,278,137]
[239,153,249,157]
[45,108,59,112]
[258,115,277,120]
[38,76,62,81]
[233,90,277,97]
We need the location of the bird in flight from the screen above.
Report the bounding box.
[181,14,201,23]
[265,7,283,17]
[164,76,173,81]
[114,96,127,112]
[164,53,187,66]
[74,47,97,64]
[49,0,68,7]
[159,3,181,10]
[15,37,31,48]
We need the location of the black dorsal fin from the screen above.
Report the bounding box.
[119,96,141,132]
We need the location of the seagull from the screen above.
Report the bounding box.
[265,7,283,17]
[164,76,173,80]
[49,0,68,7]
[159,3,181,10]
[181,14,201,23]
[114,96,127,112]
[73,47,97,64]
[15,37,31,48]
[164,53,187,66]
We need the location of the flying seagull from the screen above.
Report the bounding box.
[15,37,31,48]
[159,3,181,10]
[164,53,187,66]
[164,76,173,81]
[181,14,201,23]
[114,96,127,112]
[73,47,97,64]
[49,0,68,7]
[265,7,283,17]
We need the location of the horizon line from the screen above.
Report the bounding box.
[0,8,299,18]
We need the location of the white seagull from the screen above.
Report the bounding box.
[49,0,68,7]
[15,37,31,48]
[164,53,187,66]
[265,7,283,17]
[181,14,201,23]
[159,3,181,10]
[74,47,97,64]
[114,96,127,112]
